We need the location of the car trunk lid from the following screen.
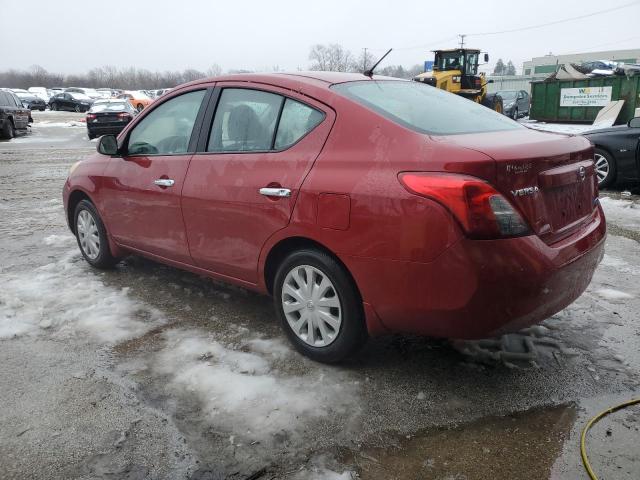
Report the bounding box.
[437,128,597,244]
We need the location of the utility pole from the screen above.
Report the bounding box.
[363,48,368,71]
[458,34,466,48]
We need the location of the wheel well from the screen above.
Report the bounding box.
[263,236,360,300]
[67,190,92,233]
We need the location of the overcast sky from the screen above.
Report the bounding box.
[1,0,639,75]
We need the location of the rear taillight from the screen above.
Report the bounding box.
[86,113,96,120]
[117,113,131,120]
[398,172,531,239]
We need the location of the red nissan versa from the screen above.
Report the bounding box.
[63,72,605,362]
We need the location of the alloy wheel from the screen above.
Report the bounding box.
[594,153,610,185]
[281,265,342,347]
[76,209,100,260]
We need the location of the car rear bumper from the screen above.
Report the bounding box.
[344,204,606,339]
[87,123,128,135]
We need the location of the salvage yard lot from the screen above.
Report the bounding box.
[1,112,639,479]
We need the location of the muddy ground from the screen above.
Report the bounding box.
[1,112,639,479]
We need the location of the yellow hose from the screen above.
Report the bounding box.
[580,398,640,480]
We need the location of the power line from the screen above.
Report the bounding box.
[466,0,640,36]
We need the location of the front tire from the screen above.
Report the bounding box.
[273,249,367,363]
[75,105,81,113]
[74,200,118,269]
[482,93,503,114]
[594,148,616,188]
[51,103,58,111]
[512,108,518,120]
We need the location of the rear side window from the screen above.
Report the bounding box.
[274,99,324,149]
[331,80,522,135]
[207,89,282,152]
[0,92,9,106]
[127,89,206,155]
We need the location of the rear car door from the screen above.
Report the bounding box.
[101,87,210,264]
[181,85,335,283]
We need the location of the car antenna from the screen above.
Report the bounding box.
[364,48,392,78]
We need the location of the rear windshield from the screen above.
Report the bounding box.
[331,80,522,135]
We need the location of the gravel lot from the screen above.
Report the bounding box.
[1,112,639,479]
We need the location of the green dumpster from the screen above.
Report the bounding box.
[529,76,640,124]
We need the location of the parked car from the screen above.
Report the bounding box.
[86,99,137,139]
[96,88,116,98]
[496,90,530,120]
[65,87,102,99]
[15,92,47,111]
[49,92,93,112]
[28,87,51,102]
[583,117,640,187]
[117,90,152,111]
[0,89,31,139]
[63,73,605,362]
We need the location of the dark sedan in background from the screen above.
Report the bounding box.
[15,92,47,111]
[496,90,530,120]
[48,92,93,112]
[583,117,640,188]
[86,99,137,139]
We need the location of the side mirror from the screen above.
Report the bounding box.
[484,53,489,63]
[629,117,640,128]
[97,134,119,155]
[487,79,494,84]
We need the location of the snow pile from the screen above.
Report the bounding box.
[596,288,634,300]
[291,468,353,480]
[600,196,640,232]
[520,121,595,135]
[35,121,85,128]
[0,250,163,342]
[153,329,360,441]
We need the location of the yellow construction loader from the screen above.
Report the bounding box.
[414,48,503,113]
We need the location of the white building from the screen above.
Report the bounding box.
[523,48,640,75]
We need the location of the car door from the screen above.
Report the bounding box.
[615,121,640,180]
[517,91,528,114]
[181,85,335,283]
[63,93,74,111]
[101,87,210,264]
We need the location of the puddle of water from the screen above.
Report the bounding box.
[339,405,576,480]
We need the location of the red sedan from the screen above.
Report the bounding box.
[63,72,605,362]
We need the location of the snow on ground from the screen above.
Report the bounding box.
[151,328,360,442]
[0,248,164,342]
[599,196,640,232]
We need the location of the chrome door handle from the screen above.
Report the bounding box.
[154,179,175,187]
[259,187,291,197]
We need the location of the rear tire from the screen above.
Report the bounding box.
[273,249,367,363]
[136,104,144,112]
[482,93,504,114]
[594,148,616,189]
[73,199,118,269]
[1,119,15,139]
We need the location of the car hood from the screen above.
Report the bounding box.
[583,125,628,135]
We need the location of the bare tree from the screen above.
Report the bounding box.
[308,44,356,72]
[355,49,376,73]
[206,64,222,77]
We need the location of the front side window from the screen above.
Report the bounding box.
[332,80,522,135]
[207,89,282,152]
[127,90,205,155]
[274,98,324,149]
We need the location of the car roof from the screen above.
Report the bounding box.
[183,71,402,89]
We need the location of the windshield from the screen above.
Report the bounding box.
[90,101,128,112]
[435,52,464,71]
[70,93,91,100]
[497,91,518,101]
[331,80,522,135]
